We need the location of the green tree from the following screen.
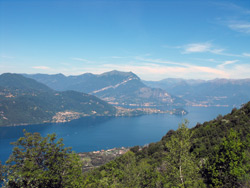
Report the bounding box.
[4,130,84,188]
[206,129,246,187]
[164,120,205,188]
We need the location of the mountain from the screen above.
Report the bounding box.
[82,102,250,187]
[24,70,183,107]
[144,78,250,107]
[0,73,53,93]
[0,73,116,126]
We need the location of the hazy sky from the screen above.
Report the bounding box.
[1,0,250,80]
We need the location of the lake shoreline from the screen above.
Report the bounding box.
[0,106,188,127]
[0,106,232,163]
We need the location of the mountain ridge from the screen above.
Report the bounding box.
[143,77,250,107]
[24,70,182,107]
[0,73,117,126]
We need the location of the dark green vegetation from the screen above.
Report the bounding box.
[2,131,84,187]
[0,73,116,126]
[82,102,250,187]
[24,70,184,107]
[144,78,250,107]
[1,102,250,187]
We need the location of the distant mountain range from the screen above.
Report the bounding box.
[2,71,249,126]
[144,78,250,107]
[24,70,183,107]
[24,70,250,108]
[0,73,116,126]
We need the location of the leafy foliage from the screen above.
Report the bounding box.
[83,102,250,187]
[164,121,205,187]
[205,129,248,187]
[3,130,84,188]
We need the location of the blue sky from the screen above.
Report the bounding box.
[1,0,250,80]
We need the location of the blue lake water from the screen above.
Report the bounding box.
[0,106,232,163]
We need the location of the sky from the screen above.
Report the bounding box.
[1,0,250,81]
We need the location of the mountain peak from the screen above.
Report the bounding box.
[0,73,52,92]
[100,70,139,79]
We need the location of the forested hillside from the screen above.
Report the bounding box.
[83,102,250,187]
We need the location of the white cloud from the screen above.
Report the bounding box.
[110,56,126,59]
[184,43,212,53]
[71,57,91,63]
[182,42,224,54]
[226,64,250,78]
[16,56,250,81]
[228,21,250,34]
[181,42,246,57]
[218,52,244,57]
[32,66,50,70]
[97,63,229,80]
[218,60,239,68]
[243,53,250,57]
[192,58,220,63]
[135,56,188,67]
[128,57,250,80]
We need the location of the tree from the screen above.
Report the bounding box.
[205,129,246,187]
[4,130,84,188]
[164,120,205,188]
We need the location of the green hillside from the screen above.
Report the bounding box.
[0,73,116,126]
[82,102,250,187]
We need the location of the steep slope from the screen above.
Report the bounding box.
[0,73,116,126]
[25,70,183,107]
[144,78,250,107]
[82,101,250,187]
[0,73,53,94]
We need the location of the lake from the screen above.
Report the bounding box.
[0,106,232,163]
